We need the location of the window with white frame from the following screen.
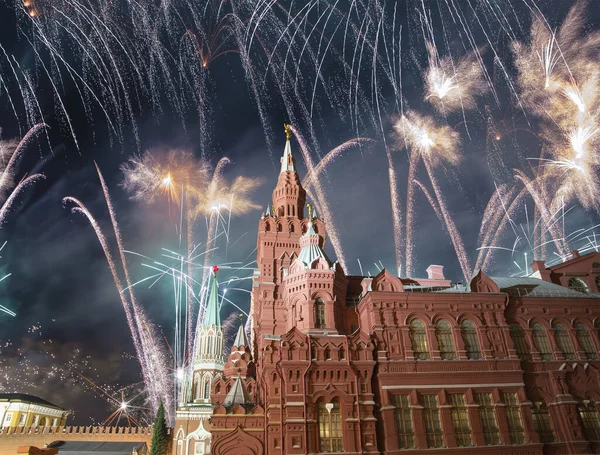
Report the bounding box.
[3,413,13,427]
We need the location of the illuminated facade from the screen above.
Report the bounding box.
[0,394,68,430]
[173,130,600,455]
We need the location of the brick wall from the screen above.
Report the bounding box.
[0,426,153,455]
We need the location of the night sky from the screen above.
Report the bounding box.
[0,0,598,424]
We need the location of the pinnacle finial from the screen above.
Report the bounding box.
[284,123,292,141]
[306,203,313,219]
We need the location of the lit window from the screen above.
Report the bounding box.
[577,400,600,441]
[315,299,326,329]
[569,277,589,293]
[502,392,525,445]
[509,324,529,360]
[410,320,430,360]
[532,324,552,361]
[449,394,472,447]
[532,401,555,443]
[393,395,415,449]
[421,394,444,448]
[461,320,481,359]
[576,324,598,360]
[2,413,12,427]
[475,393,500,445]
[18,414,26,426]
[554,324,575,360]
[318,400,343,452]
[435,320,456,360]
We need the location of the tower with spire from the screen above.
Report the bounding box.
[174,265,225,455]
[252,124,328,354]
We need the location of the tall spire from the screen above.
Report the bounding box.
[232,321,249,352]
[272,124,306,218]
[280,124,295,174]
[202,265,221,327]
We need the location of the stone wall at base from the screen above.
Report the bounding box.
[0,426,153,455]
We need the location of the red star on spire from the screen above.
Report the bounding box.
[213,265,219,275]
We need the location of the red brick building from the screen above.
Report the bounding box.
[173,130,600,455]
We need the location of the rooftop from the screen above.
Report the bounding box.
[435,275,598,298]
[0,394,66,411]
[48,441,147,455]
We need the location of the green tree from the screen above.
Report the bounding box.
[150,403,169,455]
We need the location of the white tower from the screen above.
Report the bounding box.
[174,266,225,455]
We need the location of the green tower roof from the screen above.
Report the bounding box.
[202,265,221,327]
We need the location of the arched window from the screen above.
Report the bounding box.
[461,320,481,359]
[318,400,343,452]
[532,401,555,443]
[435,320,456,360]
[596,276,600,291]
[194,373,201,400]
[554,324,575,360]
[532,323,553,361]
[324,348,331,360]
[207,335,213,354]
[410,319,429,360]
[203,377,210,400]
[576,323,599,360]
[569,277,589,293]
[509,324,529,360]
[315,299,326,329]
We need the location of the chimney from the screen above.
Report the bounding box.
[530,260,551,282]
[572,250,580,258]
[426,265,445,280]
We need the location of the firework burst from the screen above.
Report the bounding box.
[424,42,489,114]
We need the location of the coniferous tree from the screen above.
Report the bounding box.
[150,403,168,455]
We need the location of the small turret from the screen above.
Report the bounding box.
[223,376,252,407]
[224,320,255,379]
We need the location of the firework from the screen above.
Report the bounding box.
[424,42,489,114]
[289,125,349,272]
[77,373,152,427]
[121,150,210,206]
[394,112,469,280]
[64,178,174,422]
